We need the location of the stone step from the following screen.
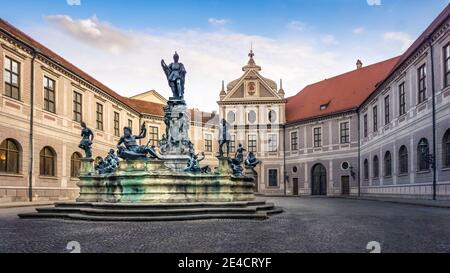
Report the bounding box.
[19,211,275,221]
[35,205,274,216]
[53,200,267,210]
[18,201,283,221]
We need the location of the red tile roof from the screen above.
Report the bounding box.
[125,98,165,117]
[286,56,400,123]
[0,18,137,113]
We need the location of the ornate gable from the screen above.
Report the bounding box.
[220,50,285,103]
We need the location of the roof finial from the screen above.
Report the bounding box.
[248,42,256,65]
[278,78,285,97]
[220,80,226,98]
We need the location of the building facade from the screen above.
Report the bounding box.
[1,4,450,202]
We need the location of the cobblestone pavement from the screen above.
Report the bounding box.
[1,197,450,253]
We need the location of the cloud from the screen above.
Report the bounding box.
[321,35,338,45]
[66,0,81,6]
[287,21,306,32]
[36,14,394,112]
[208,18,229,26]
[366,0,381,6]
[353,27,364,34]
[45,15,137,55]
[383,32,413,51]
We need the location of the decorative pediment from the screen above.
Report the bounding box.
[221,51,284,102]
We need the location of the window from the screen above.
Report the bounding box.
[384,151,392,177]
[248,135,257,152]
[399,145,409,174]
[340,122,349,144]
[363,114,368,138]
[0,139,20,174]
[291,131,298,151]
[43,76,56,113]
[373,106,378,132]
[230,135,236,153]
[73,92,82,122]
[4,56,20,100]
[128,119,133,129]
[417,138,430,171]
[268,169,278,187]
[268,110,277,123]
[313,127,322,147]
[399,82,406,116]
[70,152,81,178]
[205,134,212,152]
[418,64,427,103]
[113,112,120,137]
[373,155,379,178]
[96,103,103,131]
[363,159,369,180]
[39,146,56,176]
[384,96,390,125]
[248,111,256,124]
[149,126,159,146]
[227,111,236,123]
[268,134,278,152]
[444,44,450,87]
[443,129,450,168]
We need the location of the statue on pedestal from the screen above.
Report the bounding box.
[228,143,246,177]
[218,118,231,158]
[161,52,186,100]
[117,122,161,160]
[79,122,94,159]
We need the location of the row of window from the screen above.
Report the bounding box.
[363,132,450,180]
[226,110,277,125]
[3,57,139,136]
[362,43,450,138]
[290,121,351,150]
[204,134,270,153]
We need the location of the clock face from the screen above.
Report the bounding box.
[247,82,256,96]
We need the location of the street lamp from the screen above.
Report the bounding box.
[349,166,356,180]
[419,140,435,168]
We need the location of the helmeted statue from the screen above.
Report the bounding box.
[161,52,186,99]
[79,121,94,159]
[218,118,231,158]
[117,122,161,160]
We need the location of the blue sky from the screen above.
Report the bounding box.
[1,0,448,110]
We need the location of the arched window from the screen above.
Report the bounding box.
[40,146,56,176]
[444,129,450,168]
[417,138,430,171]
[384,151,392,177]
[0,139,20,174]
[373,155,379,178]
[70,152,82,178]
[363,159,369,180]
[399,146,409,174]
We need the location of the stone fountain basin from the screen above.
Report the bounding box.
[76,159,256,203]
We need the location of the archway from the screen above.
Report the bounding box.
[311,163,327,196]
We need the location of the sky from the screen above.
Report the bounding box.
[0,0,448,112]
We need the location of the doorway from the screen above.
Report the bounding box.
[311,164,327,195]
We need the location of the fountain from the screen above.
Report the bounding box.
[19,53,282,221]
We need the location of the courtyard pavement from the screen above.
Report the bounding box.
[0,197,450,253]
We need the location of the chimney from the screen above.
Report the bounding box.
[356,59,363,69]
